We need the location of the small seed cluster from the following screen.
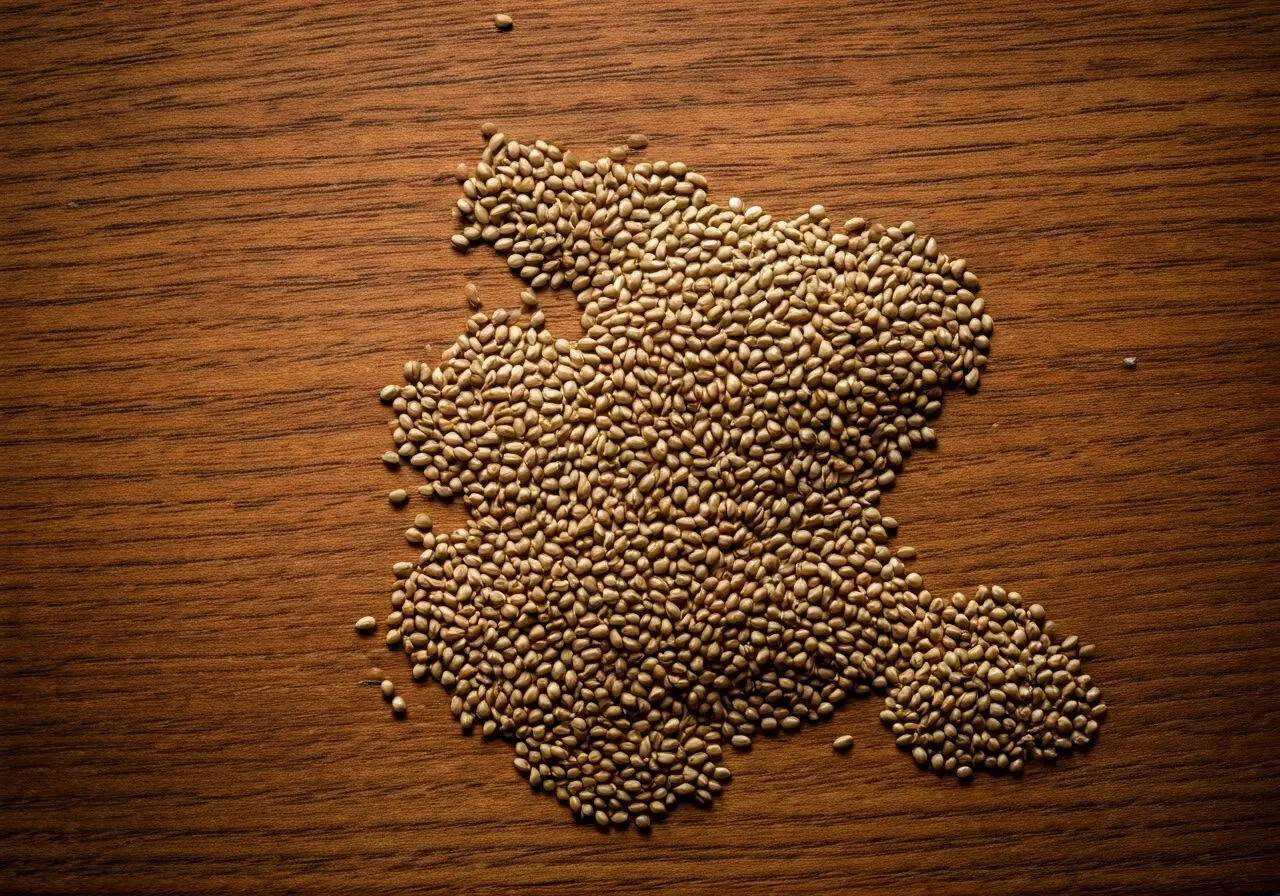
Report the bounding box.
[369,129,1105,829]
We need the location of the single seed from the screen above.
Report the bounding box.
[1122,356,1137,369]
[627,133,648,150]
[391,695,407,715]
[833,735,855,752]
[493,13,513,31]
[388,489,408,506]
[355,616,377,634]
[381,679,396,700]
[379,385,398,402]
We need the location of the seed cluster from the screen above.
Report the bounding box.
[370,129,1105,829]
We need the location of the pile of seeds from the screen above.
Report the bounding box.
[370,128,1105,829]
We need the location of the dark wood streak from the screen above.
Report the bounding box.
[2,0,1278,893]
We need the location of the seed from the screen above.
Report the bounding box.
[626,133,648,150]
[391,695,406,715]
[466,282,481,310]
[480,121,499,139]
[381,451,400,467]
[833,735,855,752]
[1122,356,1137,369]
[493,13,513,31]
[355,616,377,634]
[388,489,408,506]
[374,133,1104,831]
[379,385,398,402]
[381,679,396,700]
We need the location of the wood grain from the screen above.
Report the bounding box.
[2,0,1278,893]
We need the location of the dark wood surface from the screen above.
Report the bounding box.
[3,1,1278,893]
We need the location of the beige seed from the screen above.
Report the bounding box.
[391,695,406,715]
[626,133,648,150]
[368,135,1100,829]
[493,13,513,31]
[355,616,377,634]
[381,679,396,700]
[833,735,854,752]
[388,489,408,506]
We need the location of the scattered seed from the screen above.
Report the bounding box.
[381,451,400,467]
[381,679,396,700]
[626,133,648,150]
[391,695,407,715]
[493,13,513,31]
[388,489,408,506]
[1123,356,1138,369]
[379,384,398,403]
[355,616,377,634]
[833,735,855,752]
[466,282,482,310]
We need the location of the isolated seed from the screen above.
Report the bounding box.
[388,489,408,506]
[391,695,406,715]
[493,13,513,31]
[833,735,855,752]
[381,679,396,700]
[1123,356,1138,369]
[370,132,1103,831]
[466,282,481,310]
[355,616,377,634]
[626,133,648,150]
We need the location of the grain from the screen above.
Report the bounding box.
[380,451,400,467]
[379,384,398,403]
[627,133,648,150]
[355,616,377,634]
[465,282,481,310]
[833,735,855,752]
[388,489,408,506]
[1123,356,1138,369]
[376,132,1105,830]
[391,695,407,716]
[381,679,396,700]
[493,14,513,31]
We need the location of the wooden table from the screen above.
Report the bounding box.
[3,1,1278,892]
